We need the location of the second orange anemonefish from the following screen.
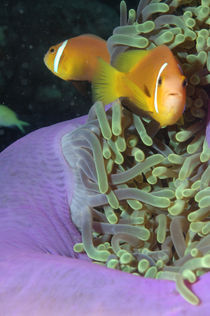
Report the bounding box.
[92,45,187,127]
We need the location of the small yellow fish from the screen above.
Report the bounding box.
[0,105,29,133]
[92,45,187,127]
[44,34,110,82]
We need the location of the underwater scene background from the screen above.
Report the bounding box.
[0,0,138,152]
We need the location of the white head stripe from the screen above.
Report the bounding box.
[54,40,68,73]
[154,62,168,114]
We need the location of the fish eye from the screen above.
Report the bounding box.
[50,47,55,53]
[158,77,162,85]
[182,78,188,87]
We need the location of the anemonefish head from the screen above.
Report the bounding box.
[44,40,72,80]
[151,47,187,126]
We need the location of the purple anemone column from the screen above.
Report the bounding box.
[0,116,209,315]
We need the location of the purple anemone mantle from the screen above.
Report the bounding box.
[0,115,209,316]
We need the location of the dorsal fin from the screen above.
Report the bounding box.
[113,49,150,73]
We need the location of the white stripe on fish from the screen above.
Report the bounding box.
[154,62,168,114]
[54,40,68,73]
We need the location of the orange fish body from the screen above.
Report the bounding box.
[44,34,110,82]
[93,45,186,126]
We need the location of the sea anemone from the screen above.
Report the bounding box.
[62,0,210,305]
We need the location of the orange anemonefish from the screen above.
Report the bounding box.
[92,45,187,127]
[44,34,110,82]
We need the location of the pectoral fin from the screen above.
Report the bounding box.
[71,80,90,97]
[124,77,152,113]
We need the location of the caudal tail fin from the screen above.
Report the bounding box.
[16,120,30,133]
[92,57,121,105]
